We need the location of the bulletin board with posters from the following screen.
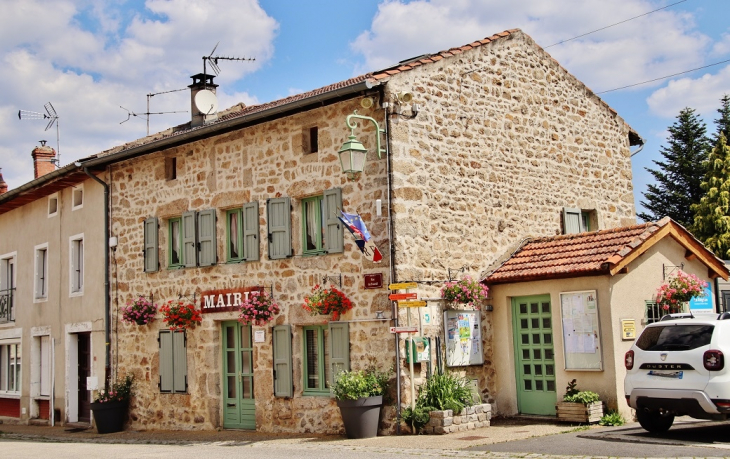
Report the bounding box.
[559,290,603,371]
[444,310,483,367]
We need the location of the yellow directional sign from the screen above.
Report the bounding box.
[398,300,427,308]
[388,282,418,290]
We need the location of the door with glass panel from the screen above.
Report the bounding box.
[222,321,255,429]
[512,295,557,415]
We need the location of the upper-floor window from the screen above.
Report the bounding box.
[0,341,21,394]
[47,194,58,217]
[34,244,48,301]
[166,209,217,269]
[169,217,183,268]
[562,207,596,234]
[165,157,177,181]
[301,188,343,256]
[0,253,15,323]
[303,126,318,154]
[72,185,83,210]
[69,234,84,295]
[226,202,260,263]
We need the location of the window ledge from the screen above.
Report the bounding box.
[0,393,21,399]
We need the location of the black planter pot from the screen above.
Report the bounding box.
[336,395,383,439]
[90,400,128,434]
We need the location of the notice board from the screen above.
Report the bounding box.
[444,310,483,367]
[559,290,603,371]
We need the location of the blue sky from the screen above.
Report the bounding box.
[1,0,729,220]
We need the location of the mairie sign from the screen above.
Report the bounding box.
[388,282,418,290]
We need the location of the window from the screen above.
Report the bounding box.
[34,244,48,301]
[562,207,596,234]
[0,254,15,323]
[47,194,58,217]
[72,185,83,210]
[168,217,183,268]
[302,188,343,256]
[69,235,83,295]
[159,330,187,393]
[0,342,21,394]
[33,335,51,397]
[645,301,667,324]
[302,126,319,154]
[302,322,349,396]
[167,210,217,269]
[267,197,292,260]
[225,202,259,263]
[143,217,159,273]
[165,157,177,181]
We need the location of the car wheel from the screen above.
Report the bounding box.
[636,409,674,433]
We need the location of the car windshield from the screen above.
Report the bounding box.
[636,324,714,351]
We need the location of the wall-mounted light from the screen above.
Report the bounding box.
[338,110,386,180]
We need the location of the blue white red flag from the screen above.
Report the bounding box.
[338,210,382,263]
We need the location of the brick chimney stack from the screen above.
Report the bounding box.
[0,168,7,195]
[32,140,56,179]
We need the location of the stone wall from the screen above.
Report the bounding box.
[419,403,492,435]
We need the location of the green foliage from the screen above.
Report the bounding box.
[714,94,730,143]
[401,372,474,433]
[691,133,730,258]
[562,379,600,404]
[94,374,134,403]
[639,108,710,226]
[599,410,626,426]
[331,367,391,401]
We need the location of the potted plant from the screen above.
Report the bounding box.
[121,295,157,325]
[238,290,280,326]
[440,275,489,309]
[556,379,603,423]
[655,270,708,314]
[90,374,134,434]
[332,367,390,438]
[302,284,353,321]
[160,298,202,330]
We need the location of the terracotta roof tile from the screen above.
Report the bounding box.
[484,221,664,284]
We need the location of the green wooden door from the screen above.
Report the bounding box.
[222,321,255,429]
[512,295,557,415]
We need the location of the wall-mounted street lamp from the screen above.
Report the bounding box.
[338,110,386,180]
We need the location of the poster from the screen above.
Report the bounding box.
[444,310,483,366]
[560,290,603,371]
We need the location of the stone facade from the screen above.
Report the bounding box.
[102,29,637,434]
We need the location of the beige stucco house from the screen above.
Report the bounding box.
[485,218,728,420]
[33,27,646,434]
[0,146,109,426]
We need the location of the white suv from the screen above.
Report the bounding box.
[624,312,730,432]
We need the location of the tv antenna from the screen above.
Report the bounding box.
[18,102,61,167]
[120,87,188,136]
[202,42,255,86]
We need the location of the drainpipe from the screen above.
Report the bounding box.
[78,164,111,389]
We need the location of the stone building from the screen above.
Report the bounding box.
[0,144,109,426]
[74,28,642,434]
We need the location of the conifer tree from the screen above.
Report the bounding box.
[714,94,730,142]
[691,133,730,258]
[639,108,710,225]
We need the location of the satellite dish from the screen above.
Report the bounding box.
[194,90,218,115]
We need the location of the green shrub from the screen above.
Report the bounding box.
[332,366,391,401]
[599,410,626,426]
[401,405,434,432]
[401,372,474,432]
[562,379,600,404]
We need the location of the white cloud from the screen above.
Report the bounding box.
[646,65,730,119]
[711,32,730,57]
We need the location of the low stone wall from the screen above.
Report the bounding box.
[421,403,491,435]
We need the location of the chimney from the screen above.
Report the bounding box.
[189,73,219,128]
[0,168,7,195]
[32,140,56,179]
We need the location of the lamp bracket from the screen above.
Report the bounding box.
[345,111,386,159]
[447,265,469,282]
[663,263,684,280]
[322,274,342,289]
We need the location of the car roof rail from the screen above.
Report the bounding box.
[660,312,695,321]
[719,312,730,320]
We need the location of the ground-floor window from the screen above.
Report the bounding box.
[303,325,329,395]
[159,330,187,393]
[0,341,21,394]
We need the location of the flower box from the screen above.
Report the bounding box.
[556,401,604,423]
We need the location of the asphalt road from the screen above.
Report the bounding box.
[468,418,730,457]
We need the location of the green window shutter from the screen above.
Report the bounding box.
[144,217,159,272]
[173,331,188,393]
[197,209,217,266]
[243,201,260,261]
[272,325,292,397]
[267,197,292,260]
[562,207,583,234]
[323,188,343,254]
[159,330,173,392]
[182,211,197,267]
[329,321,350,386]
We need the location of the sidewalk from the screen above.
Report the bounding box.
[0,417,583,449]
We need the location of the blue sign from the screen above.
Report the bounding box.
[690,284,713,311]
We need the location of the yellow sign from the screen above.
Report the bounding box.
[398,300,427,308]
[621,318,636,340]
[388,282,418,290]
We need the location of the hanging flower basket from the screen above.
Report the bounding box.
[441,275,489,309]
[238,291,280,326]
[160,299,202,331]
[656,270,708,314]
[121,296,157,325]
[302,284,353,321]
